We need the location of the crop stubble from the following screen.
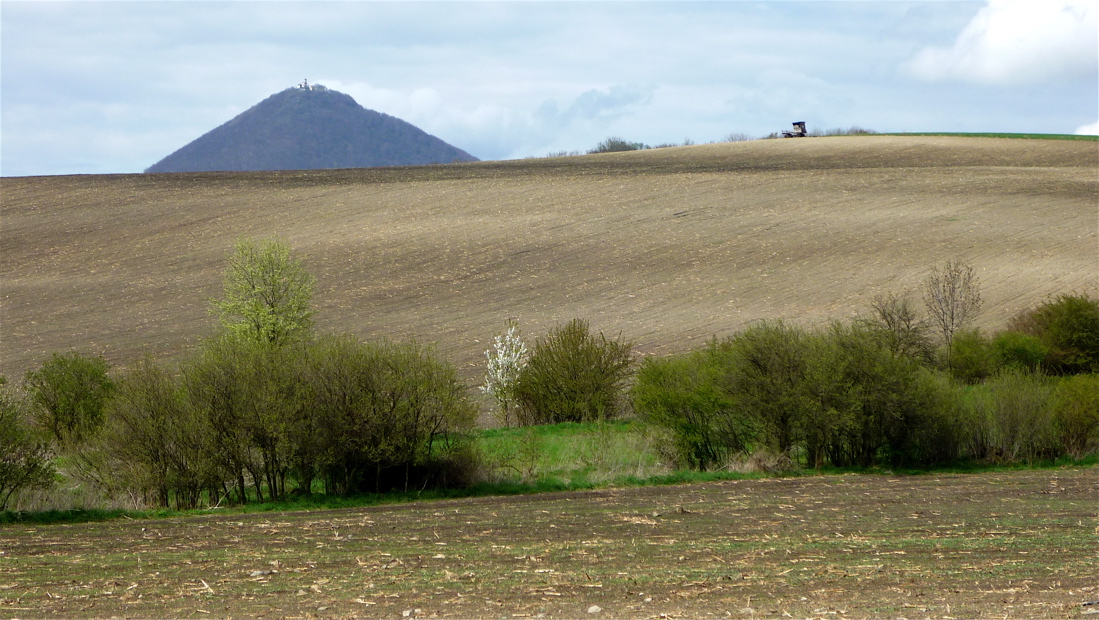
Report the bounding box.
[0,468,1095,618]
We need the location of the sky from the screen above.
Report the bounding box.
[1,1,1096,177]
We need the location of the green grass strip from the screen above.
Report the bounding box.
[3,454,1094,526]
[883,132,1097,141]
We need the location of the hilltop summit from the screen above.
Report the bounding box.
[145,83,478,173]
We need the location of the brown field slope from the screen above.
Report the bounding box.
[2,136,1096,384]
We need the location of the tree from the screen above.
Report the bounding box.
[481,321,528,427]
[23,350,114,447]
[861,292,934,364]
[923,260,982,368]
[211,238,316,346]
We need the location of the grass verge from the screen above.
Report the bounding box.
[3,421,1095,526]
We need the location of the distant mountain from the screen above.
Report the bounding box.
[146,84,478,173]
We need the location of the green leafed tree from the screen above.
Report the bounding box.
[1009,293,1099,375]
[211,238,316,346]
[23,350,114,447]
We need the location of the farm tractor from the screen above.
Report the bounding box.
[782,121,808,138]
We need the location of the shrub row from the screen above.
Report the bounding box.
[5,335,477,510]
[633,321,1099,471]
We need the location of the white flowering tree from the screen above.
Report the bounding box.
[481,321,528,426]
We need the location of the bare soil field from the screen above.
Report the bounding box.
[2,136,1097,384]
[1,467,1095,619]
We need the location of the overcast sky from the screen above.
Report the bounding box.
[2,1,1096,177]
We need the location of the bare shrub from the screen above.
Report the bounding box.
[588,137,647,154]
[724,449,795,475]
[723,132,754,143]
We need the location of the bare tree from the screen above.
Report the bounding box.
[923,260,982,366]
[863,292,934,363]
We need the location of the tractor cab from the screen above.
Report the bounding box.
[782,121,808,138]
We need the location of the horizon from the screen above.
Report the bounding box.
[2,1,1096,177]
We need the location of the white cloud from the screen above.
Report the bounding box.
[1076,121,1099,135]
[2,2,1095,175]
[906,0,1098,85]
[317,79,658,160]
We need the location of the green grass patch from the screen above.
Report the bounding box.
[884,132,1097,141]
[475,419,668,483]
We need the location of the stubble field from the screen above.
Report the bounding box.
[3,136,1096,386]
[1,468,1096,619]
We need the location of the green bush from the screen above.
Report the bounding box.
[106,333,480,507]
[299,335,478,495]
[1049,374,1099,457]
[0,386,55,510]
[895,371,964,465]
[183,335,292,503]
[723,321,811,455]
[959,370,1058,463]
[1010,293,1099,374]
[24,351,114,447]
[802,323,950,467]
[514,319,634,426]
[949,329,999,383]
[631,346,758,471]
[635,321,962,470]
[108,356,213,510]
[992,330,1049,372]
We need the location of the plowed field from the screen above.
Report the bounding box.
[2,136,1096,383]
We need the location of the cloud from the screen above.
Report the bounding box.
[906,0,1098,85]
[2,2,1095,175]
[1076,121,1099,135]
[319,80,657,161]
[536,85,655,126]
